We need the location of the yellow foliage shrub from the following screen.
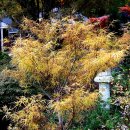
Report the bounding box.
[3,95,58,130]
[9,19,129,88]
[3,18,130,130]
[51,88,98,118]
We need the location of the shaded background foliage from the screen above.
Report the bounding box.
[0,0,129,21]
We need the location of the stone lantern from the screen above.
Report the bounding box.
[94,69,113,109]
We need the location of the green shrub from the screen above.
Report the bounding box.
[0,52,11,71]
[69,103,121,130]
[0,76,23,107]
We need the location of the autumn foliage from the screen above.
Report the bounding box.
[2,17,130,130]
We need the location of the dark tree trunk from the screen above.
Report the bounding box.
[44,0,53,19]
[41,0,44,18]
[36,0,40,19]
